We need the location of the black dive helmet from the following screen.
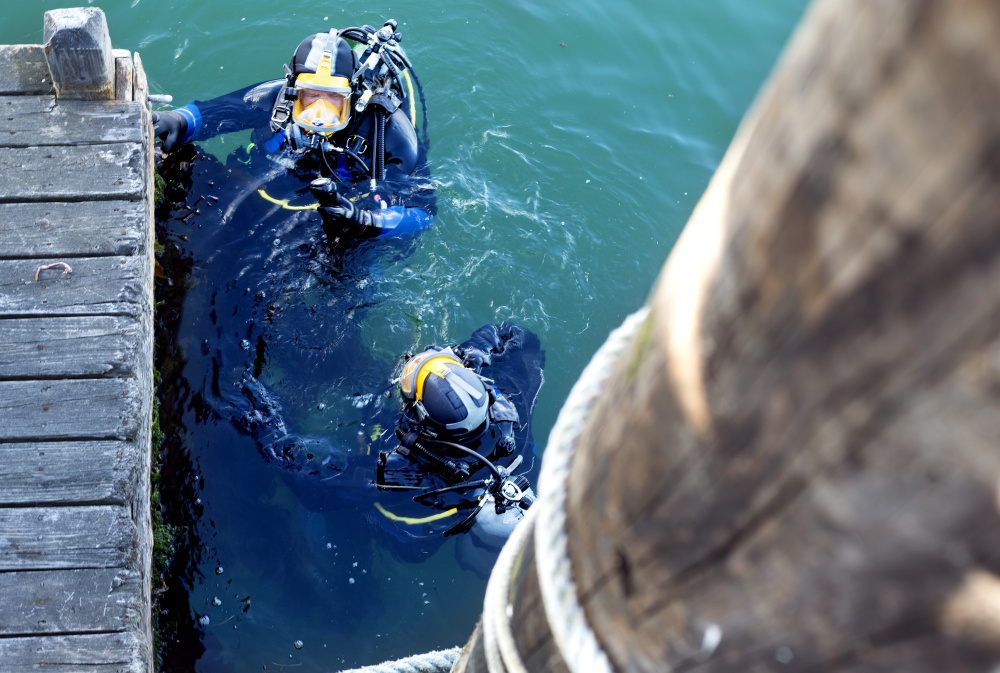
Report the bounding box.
[399,348,491,438]
[389,347,532,538]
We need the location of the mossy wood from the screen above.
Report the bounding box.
[458,0,1000,671]
[0,7,154,672]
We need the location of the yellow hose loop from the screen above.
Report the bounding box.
[256,187,367,211]
[256,188,319,211]
[373,501,458,525]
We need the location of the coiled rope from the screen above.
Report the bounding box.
[335,307,651,673]
[533,307,652,673]
[333,647,461,673]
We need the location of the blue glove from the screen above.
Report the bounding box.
[152,110,188,152]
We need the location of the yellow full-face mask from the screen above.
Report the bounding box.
[293,91,350,134]
[292,33,352,135]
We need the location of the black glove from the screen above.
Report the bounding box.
[152,110,188,152]
[458,345,491,371]
[311,178,384,238]
[496,433,516,457]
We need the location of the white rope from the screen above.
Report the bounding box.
[336,308,650,673]
[481,502,541,673]
[332,647,461,673]
[534,307,652,673]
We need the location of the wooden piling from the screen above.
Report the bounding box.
[0,7,154,672]
[456,0,1000,671]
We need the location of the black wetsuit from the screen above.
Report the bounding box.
[172,78,435,237]
[233,323,545,571]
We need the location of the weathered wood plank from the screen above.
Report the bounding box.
[0,378,141,442]
[43,8,114,100]
[0,200,144,258]
[0,506,136,571]
[0,316,139,379]
[0,256,149,317]
[0,632,145,672]
[549,1,1000,672]
[114,49,133,103]
[0,45,54,96]
[0,96,144,147]
[0,568,143,636]
[133,52,148,104]
[0,441,137,506]
[0,143,144,201]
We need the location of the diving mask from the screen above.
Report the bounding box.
[293,89,350,134]
[291,30,352,135]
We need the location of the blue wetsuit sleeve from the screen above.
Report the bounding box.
[174,81,283,143]
[174,103,202,145]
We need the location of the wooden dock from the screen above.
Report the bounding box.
[0,9,154,672]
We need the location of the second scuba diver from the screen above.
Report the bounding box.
[234,323,544,576]
[153,21,435,243]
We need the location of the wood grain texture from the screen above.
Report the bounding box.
[0,143,144,200]
[133,51,148,105]
[42,8,114,100]
[559,1,1000,671]
[113,50,133,103]
[0,200,144,258]
[0,378,142,442]
[0,441,137,506]
[0,568,144,636]
[0,96,144,147]
[0,256,149,317]
[0,506,137,571]
[0,316,139,379]
[0,46,54,96]
[0,24,154,673]
[0,632,146,672]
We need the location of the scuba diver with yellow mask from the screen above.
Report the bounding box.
[153,21,434,241]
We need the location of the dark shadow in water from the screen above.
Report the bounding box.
[153,145,543,671]
[153,145,207,671]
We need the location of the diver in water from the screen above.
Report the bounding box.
[153,21,434,242]
[376,324,537,537]
[233,323,544,574]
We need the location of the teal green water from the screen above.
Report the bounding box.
[4,1,806,670]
